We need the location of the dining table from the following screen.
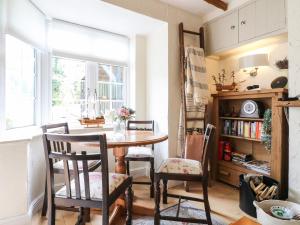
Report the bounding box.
[84,129,168,224]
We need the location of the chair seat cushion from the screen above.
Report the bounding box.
[126,147,153,158]
[158,158,203,175]
[56,172,128,200]
[53,160,100,171]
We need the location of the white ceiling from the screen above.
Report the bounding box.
[160,0,232,16]
[31,0,166,36]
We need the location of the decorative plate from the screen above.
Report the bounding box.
[270,206,294,220]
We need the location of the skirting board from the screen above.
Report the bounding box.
[0,214,30,225]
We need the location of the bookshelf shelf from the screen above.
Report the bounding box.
[218,160,270,176]
[275,100,300,107]
[220,134,262,142]
[220,117,264,122]
[212,89,288,198]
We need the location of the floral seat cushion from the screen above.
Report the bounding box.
[158,158,203,175]
[53,160,100,171]
[56,172,128,200]
[126,147,153,158]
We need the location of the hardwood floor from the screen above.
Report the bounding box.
[32,180,245,225]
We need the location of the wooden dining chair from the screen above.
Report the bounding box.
[154,124,215,225]
[41,123,101,217]
[125,120,155,198]
[43,133,133,225]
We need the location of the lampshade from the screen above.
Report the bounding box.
[239,54,269,70]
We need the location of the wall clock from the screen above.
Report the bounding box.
[240,100,264,118]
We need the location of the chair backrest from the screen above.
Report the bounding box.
[127,120,155,150]
[201,124,215,176]
[127,120,154,131]
[42,134,109,204]
[41,123,71,154]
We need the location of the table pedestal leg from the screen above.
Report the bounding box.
[109,147,127,225]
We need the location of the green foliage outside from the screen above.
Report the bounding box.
[52,57,65,106]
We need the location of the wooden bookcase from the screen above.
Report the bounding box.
[212,89,288,198]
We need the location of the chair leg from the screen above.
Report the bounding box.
[83,208,90,222]
[150,159,155,198]
[154,175,161,225]
[203,181,212,225]
[76,207,85,225]
[126,160,130,176]
[162,179,168,204]
[126,184,133,225]
[41,178,48,217]
[185,181,190,192]
[47,200,55,225]
[102,206,109,225]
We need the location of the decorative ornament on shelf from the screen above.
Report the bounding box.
[275,57,288,70]
[79,88,105,127]
[261,109,272,152]
[275,57,288,78]
[212,69,245,92]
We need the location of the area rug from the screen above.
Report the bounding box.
[133,201,226,225]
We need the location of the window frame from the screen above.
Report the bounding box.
[2,34,40,131]
[50,55,129,122]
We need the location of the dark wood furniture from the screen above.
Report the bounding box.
[41,123,101,217]
[43,133,133,225]
[154,124,215,225]
[83,130,168,223]
[125,120,155,198]
[212,89,288,199]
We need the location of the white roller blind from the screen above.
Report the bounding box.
[5,0,46,49]
[49,20,129,65]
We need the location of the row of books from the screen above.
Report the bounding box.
[223,120,263,140]
[243,160,271,175]
[232,151,252,163]
[231,158,270,175]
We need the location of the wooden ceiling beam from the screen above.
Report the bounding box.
[204,0,228,11]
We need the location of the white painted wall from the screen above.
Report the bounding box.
[206,42,288,92]
[103,0,203,157]
[146,24,169,167]
[287,0,300,203]
[130,35,147,120]
[0,141,29,223]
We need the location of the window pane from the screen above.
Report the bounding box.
[112,65,125,83]
[5,35,36,129]
[97,64,127,115]
[51,57,86,121]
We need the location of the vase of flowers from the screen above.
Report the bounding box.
[113,106,135,134]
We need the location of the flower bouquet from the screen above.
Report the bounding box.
[113,106,135,133]
[115,106,135,121]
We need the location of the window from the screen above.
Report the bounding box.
[5,35,37,129]
[98,64,127,114]
[51,57,128,122]
[51,57,86,121]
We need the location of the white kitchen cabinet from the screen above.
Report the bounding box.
[205,0,286,55]
[239,2,256,42]
[206,18,222,53]
[255,0,286,36]
[267,0,286,33]
[206,11,238,53]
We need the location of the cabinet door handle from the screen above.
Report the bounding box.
[230,25,236,30]
[219,170,230,176]
[241,20,246,25]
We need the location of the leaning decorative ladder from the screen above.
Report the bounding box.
[178,23,207,191]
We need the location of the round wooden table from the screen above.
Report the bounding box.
[85,130,168,224]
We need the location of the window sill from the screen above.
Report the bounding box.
[0,124,113,144]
